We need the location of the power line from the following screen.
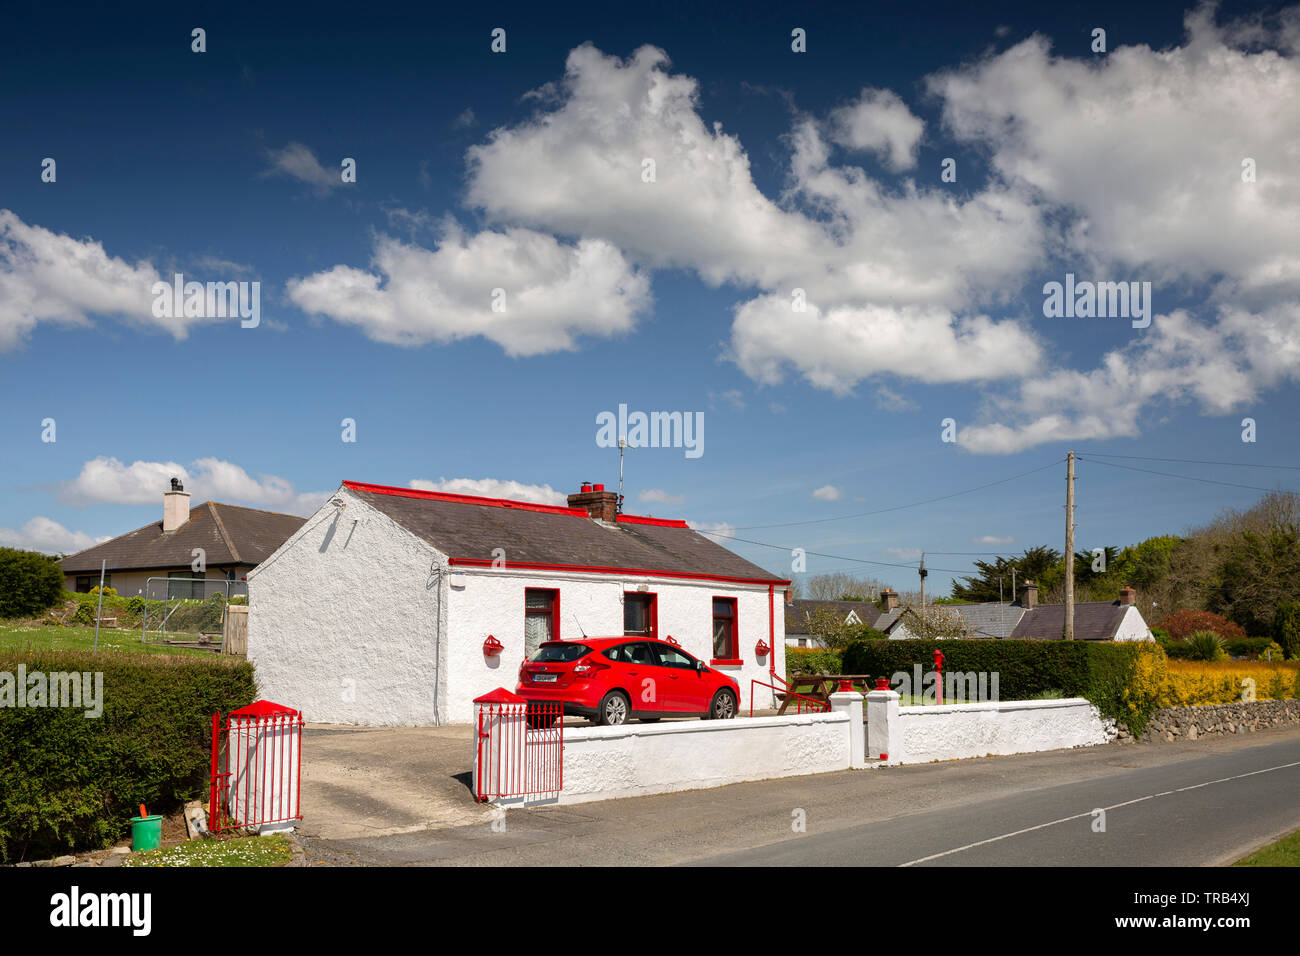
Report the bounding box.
[695,528,975,574]
[1076,455,1296,494]
[1079,451,1300,471]
[732,458,1064,530]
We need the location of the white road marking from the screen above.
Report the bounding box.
[898,759,1300,866]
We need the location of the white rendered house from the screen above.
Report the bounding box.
[247,481,789,725]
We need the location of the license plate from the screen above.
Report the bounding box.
[533,673,558,682]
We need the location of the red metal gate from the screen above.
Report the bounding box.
[473,691,563,802]
[209,700,304,832]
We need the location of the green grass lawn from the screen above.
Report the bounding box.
[124,834,292,867]
[0,624,212,656]
[1234,829,1300,866]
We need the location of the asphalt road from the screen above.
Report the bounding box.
[298,726,1300,867]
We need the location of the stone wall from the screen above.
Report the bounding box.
[1118,699,1300,743]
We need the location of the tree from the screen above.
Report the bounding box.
[0,548,65,619]
[1157,610,1246,642]
[800,608,880,654]
[1210,525,1300,635]
[899,605,973,640]
[798,572,888,602]
[1273,602,1300,660]
[952,546,1063,603]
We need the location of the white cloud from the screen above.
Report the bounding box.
[812,485,843,501]
[58,457,329,515]
[887,546,923,561]
[687,519,737,540]
[0,210,211,350]
[707,389,746,411]
[874,385,917,412]
[409,477,567,506]
[264,142,342,192]
[924,6,1300,451]
[0,517,109,554]
[930,7,1300,304]
[457,28,1300,448]
[464,43,1047,392]
[637,488,685,506]
[974,535,1014,546]
[960,302,1300,454]
[829,87,925,171]
[287,223,650,356]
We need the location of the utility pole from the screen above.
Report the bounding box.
[1065,450,1075,640]
[918,552,928,606]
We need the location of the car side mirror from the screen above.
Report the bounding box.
[695,660,705,673]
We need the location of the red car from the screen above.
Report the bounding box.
[516,636,740,725]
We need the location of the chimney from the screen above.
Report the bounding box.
[1118,584,1136,606]
[1016,579,1038,609]
[567,482,619,522]
[880,588,899,611]
[163,477,190,532]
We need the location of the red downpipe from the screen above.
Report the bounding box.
[768,584,776,679]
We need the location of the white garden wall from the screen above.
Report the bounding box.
[867,690,1114,765]
[556,711,851,804]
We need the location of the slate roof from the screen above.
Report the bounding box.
[60,502,306,574]
[943,601,1026,639]
[881,600,1134,641]
[786,599,883,635]
[344,482,786,584]
[1011,601,1132,641]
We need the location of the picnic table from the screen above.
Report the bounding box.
[778,674,876,714]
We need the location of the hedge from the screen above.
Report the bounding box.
[0,549,64,618]
[841,638,1167,735]
[785,647,842,677]
[1158,635,1276,660]
[0,649,255,861]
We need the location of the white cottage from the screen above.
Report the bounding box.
[247,481,789,725]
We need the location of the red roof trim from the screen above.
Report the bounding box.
[449,557,789,587]
[615,514,691,528]
[342,481,588,517]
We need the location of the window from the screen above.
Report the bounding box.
[524,588,559,659]
[712,597,739,662]
[623,592,656,637]
[75,575,110,593]
[652,643,697,670]
[604,641,654,665]
[528,642,589,663]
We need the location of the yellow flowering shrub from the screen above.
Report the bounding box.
[1119,643,1168,723]
[1160,660,1300,707]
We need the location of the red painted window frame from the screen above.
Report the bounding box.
[525,587,560,648]
[623,591,658,639]
[711,596,742,665]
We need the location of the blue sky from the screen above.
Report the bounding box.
[2,0,1298,596]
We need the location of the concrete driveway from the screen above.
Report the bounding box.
[297,714,752,841]
[298,723,494,840]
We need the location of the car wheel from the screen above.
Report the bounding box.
[707,689,737,720]
[597,691,630,726]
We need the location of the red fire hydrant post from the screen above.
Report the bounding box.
[933,648,945,705]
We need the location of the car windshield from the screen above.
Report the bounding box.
[528,643,591,663]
